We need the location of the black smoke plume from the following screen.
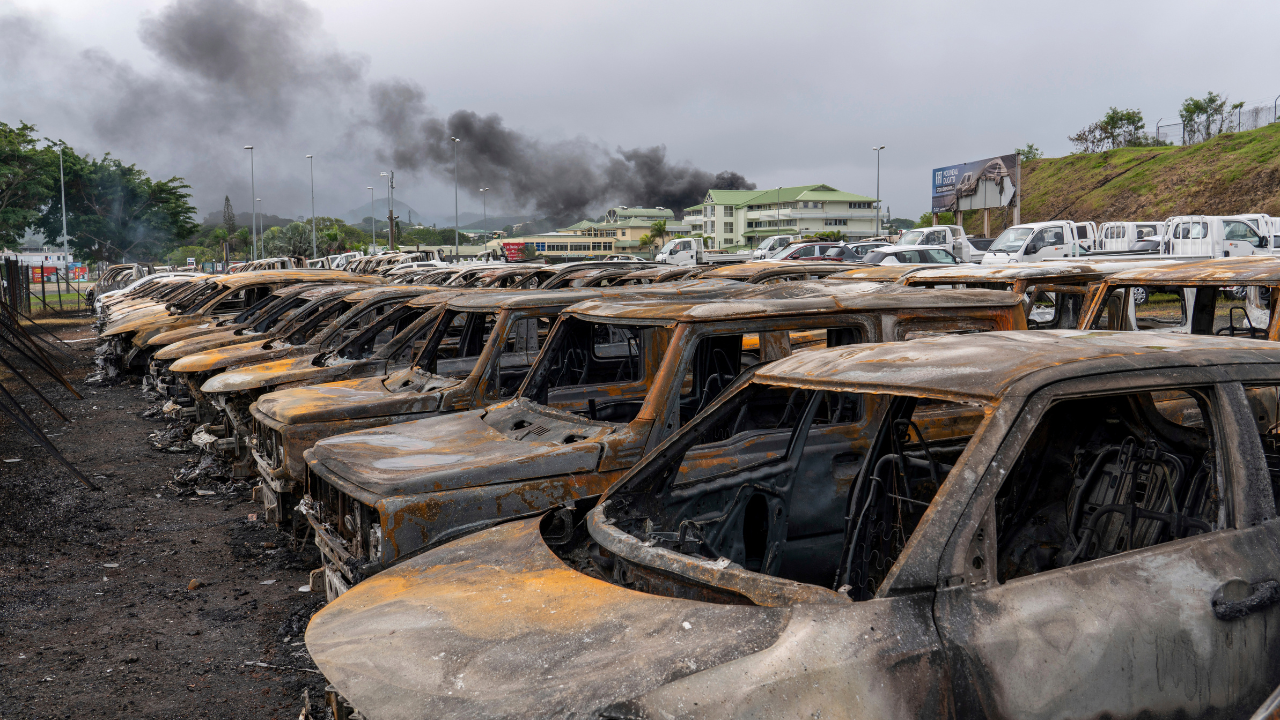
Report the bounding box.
[1,0,752,221]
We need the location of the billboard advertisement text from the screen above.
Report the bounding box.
[932,153,1018,213]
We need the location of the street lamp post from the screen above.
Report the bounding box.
[380,172,391,249]
[244,146,256,260]
[872,146,885,236]
[367,187,375,250]
[306,155,317,260]
[450,137,461,258]
[255,199,263,256]
[479,187,489,244]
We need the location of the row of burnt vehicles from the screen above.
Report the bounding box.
[93,256,1280,719]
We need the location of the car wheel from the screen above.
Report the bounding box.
[1132,286,1149,305]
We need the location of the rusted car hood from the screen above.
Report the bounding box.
[101,310,189,338]
[306,517,789,720]
[306,408,605,497]
[147,321,240,349]
[153,326,268,360]
[200,353,327,393]
[168,338,305,374]
[256,374,460,425]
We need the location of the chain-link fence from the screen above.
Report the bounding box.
[1155,101,1278,146]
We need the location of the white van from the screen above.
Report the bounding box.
[752,235,798,260]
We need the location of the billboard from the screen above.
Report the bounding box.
[931,153,1018,213]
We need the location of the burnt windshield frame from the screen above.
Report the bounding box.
[284,297,352,345]
[519,315,661,406]
[332,303,431,361]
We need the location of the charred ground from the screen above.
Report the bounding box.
[0,318,326,719]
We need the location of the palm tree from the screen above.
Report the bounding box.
[649,220,667,248]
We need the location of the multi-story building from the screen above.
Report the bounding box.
[684,184,884,249]
[567,206,690,251]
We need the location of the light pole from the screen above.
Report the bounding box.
[306,155,317,259]
[256,199,263,256]
[479,187,490,244]
[244,146,256,260]
[56,141,70,281]
[450,137,461,257]
[380,172,391,248]
[367,187,375,249]
[872,145,885,236]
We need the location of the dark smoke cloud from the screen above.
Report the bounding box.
[1,0,750,222]
[371,80,755,222]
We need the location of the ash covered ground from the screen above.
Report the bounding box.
[0,318,327,719]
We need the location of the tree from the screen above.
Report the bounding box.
[813,230,845,242]
[261,222,316,257]
[222,196,237,237]
[0,122,58,251]
[34,151,198,263]
[917,211,953,228]
[649,220,668,248]
[1180,92,1231,144]
[1017,143,1043,161]
[1069,107,1168,153]
[638,233,652,248]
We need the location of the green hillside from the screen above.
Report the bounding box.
[960,123,1280,237]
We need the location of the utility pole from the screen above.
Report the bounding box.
[367,187,376,251]
[450,137,461,257]
[57,142,70,296]
[389,171,397,250]
[872,145,885,236]
[244,146,257,260]
[480,187,490,246]
[306,155,317,259]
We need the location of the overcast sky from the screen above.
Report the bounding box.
[3,0,1278,225]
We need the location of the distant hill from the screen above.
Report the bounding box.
[460,215,534,231]
[342,199,425,226]
[961,123,1280,236]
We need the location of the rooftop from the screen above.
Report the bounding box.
[568,283,1021,324]
[1103,256,1280,284]
[756,330,1280,402]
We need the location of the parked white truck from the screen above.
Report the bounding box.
[1096,222,1165,251]
[654,237,750,266]
[985,216,1270,265]
[751,235,798,260]
[898,225,994,263]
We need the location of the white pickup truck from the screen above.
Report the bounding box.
[898,225,993,263]
[1096,222,1165,252]
[654,237,750,266]
[986,216,1271,265]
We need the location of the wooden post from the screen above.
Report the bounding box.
[984,208,991,238]
[956,209,964,228]
[40,266,45,308]
[932,213,940,226]
[56,268,63,312]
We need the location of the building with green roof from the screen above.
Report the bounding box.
[684,184,884,248]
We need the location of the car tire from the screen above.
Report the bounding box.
[1132,286,1149,305]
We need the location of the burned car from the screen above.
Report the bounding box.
[147,283,368,401]
[1081,256,1280,338]
[308,330,1280,719]
[249,289,602,523]
[96,269,377,378]
[300,282,1026,597]
[187,287,452,452]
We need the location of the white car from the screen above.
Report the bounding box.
[861,245,959,265]
[93,271,205,312]
[604,254,646,262]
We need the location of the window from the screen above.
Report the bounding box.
[707,221,716,233]
[825,219,848,226]
[418,310,496,378]
[535,242,546,251]
[591,242,603,251]
[1224,220,1267,248]
[992,388,1223,583]
[723,206,733,217]
[724,222,734,234]
[919,248,958,263]
[491,316,554,398]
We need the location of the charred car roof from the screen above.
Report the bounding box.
[1101,256,1280,284]
[755,328,1280,403]
[897,262,1109,285]
[566,283,1022,324]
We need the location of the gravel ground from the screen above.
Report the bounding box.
[0,317,328,719]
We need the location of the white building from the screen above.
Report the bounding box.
[684,184,885,249]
